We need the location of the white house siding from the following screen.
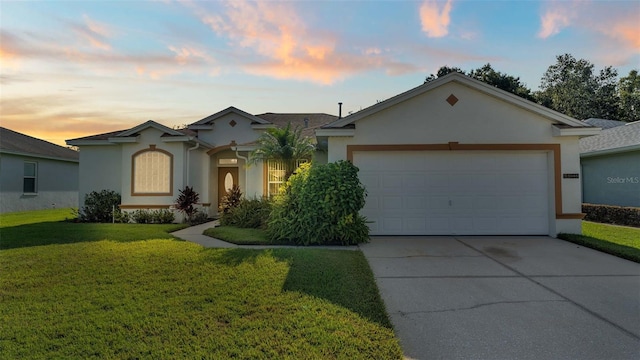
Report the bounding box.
[0,153,78,213]
[77,145,121,207]
[327,81,584,236]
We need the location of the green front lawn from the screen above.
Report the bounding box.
[0,208,186,250]
[0,210,401,359]
[559,221,640,263]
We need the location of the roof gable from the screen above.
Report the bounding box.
[190,106,271,127]
[118,120,184,137]
[1,127,79,162]
[324,72,589,129]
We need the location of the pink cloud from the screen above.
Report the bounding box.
[184,0,419,84]
[419,0,453,38]
[537,1,639,64]
[69,15,114,50]
[538,8,572,38]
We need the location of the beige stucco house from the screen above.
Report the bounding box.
[318,73,598,236]
[66,107,335,216]
[68,73,598,236]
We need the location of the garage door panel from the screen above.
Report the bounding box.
[355,151,550,235]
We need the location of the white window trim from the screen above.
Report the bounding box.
[23,161,38,195]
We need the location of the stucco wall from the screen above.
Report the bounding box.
[581,151,640,207]
[0,153,78,213]
[327,81,584,236]
[77,145,121,207]
[197,113,263,147]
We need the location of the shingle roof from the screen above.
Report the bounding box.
[255,113,338,137]
[582,118,627,130]
[0,127,79,161]
[67,126,196,142]
[580,121,640,154]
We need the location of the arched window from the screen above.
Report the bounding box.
[132,146,172,195]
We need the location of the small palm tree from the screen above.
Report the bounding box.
[249,123,315,181]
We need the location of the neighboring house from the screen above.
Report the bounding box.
[0,127,79,213]
[580,121,640,207]
[66,108,336,216]
[68,73,597,236]
[317,73,598,236]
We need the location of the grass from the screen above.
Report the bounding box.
[0,210,401,359]
[558,221,640,263]
[0,208,186,250]
[204,226,272,245]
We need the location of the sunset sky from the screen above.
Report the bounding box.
[1,0,639,146]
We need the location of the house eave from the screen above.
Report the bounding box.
[580,144,640,158]
[161,136,193,143]
[0,149,79,163]
[66,139,116,146]
[108,136,139,143]
[552,125,601,137]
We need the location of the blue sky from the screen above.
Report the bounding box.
[1,0,639,145]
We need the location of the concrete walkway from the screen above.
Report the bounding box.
[360,236,640,360]
[170,221,358,250]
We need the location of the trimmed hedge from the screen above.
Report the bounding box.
[582,203,640,227]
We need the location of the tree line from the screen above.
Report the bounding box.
[425,54,639,122]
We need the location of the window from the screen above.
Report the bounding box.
[132,148,172,195]
[23,162,37,194]
[218,158,238,165]
[266,159,307,197]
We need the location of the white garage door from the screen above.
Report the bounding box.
[355,151,550,235]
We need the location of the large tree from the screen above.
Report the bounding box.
[249,123,315,181]
[468,64,535,101]
[425,64,534,101]
[537,54,620,120]
[618,69,640,122]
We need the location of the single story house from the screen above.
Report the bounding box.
[0,127,79,213]
[66,107,336,216]
[68,73,598,236]
[580,121,640,207]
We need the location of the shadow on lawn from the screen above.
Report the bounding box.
[214,248,393,328]
[0,221,186,250]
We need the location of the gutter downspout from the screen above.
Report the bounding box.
[233,146,249,197]
[186,140,199,186]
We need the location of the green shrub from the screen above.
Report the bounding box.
[219,185,242,215]
[582,203,640,227]
[131,209,175,224]
[114,210,131,224]
[77,190,121,223]
[132,210,153,224]
[152,209,175,224]
[221,198,272,229]
[188,209,210,225]
[267,161,369,245]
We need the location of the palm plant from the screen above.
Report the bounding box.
[249,123,315,181]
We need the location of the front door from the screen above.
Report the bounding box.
[218,167,239,207]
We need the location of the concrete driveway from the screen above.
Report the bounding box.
[360,236,640,360]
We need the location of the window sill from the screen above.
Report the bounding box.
[22,193,38,196]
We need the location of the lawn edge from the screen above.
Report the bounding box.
[557,233,640,263]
